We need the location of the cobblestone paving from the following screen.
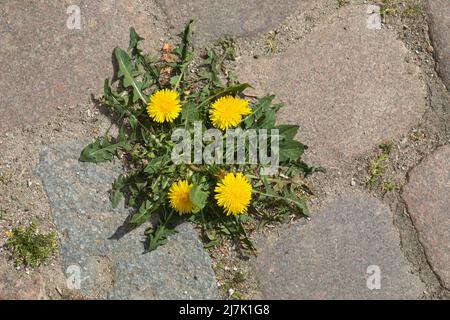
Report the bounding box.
[0,0,449,299]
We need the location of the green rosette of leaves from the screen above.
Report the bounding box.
[80,21,318,253]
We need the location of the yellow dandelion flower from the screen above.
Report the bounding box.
[168,180,195,215]
[209,96,251,130]
[214,172,252,216]
[147,89,182,123]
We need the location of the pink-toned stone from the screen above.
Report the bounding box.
[252,194,424,299]
[236,4,427,167]
[0,264,46,299]
[427,0,450,90]
[402,145,450,290]
[158,0,315,44]
[0,0,163,134]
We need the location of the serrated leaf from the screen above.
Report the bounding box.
[279,139,306,162]
[144,155,170,174]
[178,19,195,63]
[204,239,220,248]
[258,108,276,128]
[181,102,200,124]
[146,211,180,251]
[244,95,274,128]
[170,75,181,87]
[199,83,252,110]
[79,136,124,163]
[111,189,123,209]
[103,79,121,104]
[147,224,178,252]
[130,200,158,226]
[219,225,231,235]
[189,184,209,212]
[261,175,276,199]
[205,230,217,241]
[129,114,138,139]
[114,47,147,103]
[213,83,251,97]
[200,49,224,87]
[129,27,144,52]
[283,191,309,216]
[117,126,127,143]
[110,175,126,209]
[275,124,299,141]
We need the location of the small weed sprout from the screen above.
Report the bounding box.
[382,181,397,192]
[365,142,396,191]
[338,0,350,7]
[0,174,10,184]
[5,221,57,268]
[220,270,247,300]
[380,0,422,19]
[266,33,278,53]
[366,153,388,188]
[0,208,6,220]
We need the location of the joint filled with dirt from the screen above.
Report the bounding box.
[348,0,450,298]
[225,0,450,299]
[1,0,449,300]
[374,0,449,298]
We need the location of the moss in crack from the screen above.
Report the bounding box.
[337,0,350,7]
[380,0,423,19]
[265,33,278,53]
[365,142,395,190]
[381,181,397,192]
[0,208,6,220]
[220,270,248,300]
[0,174,10,185]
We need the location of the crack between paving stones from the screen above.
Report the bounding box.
[401,203,448,294]
[386,154,449,297]
[424,10,450,94]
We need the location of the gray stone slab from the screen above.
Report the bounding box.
[34,141,218,299]
[158,0,314,44]
[252,194,424,299]
[402,145,450,290]
[0,0,164,134]
[427,0,450,90]
[236,4,427,167]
